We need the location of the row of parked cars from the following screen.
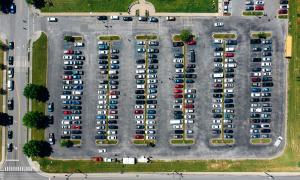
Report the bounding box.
[7,41,15,152]
[133,39,160,141]
[211,38,238,139]
[249,37,273,139]
[245,0,265,11]
[170,39,197,139]
[97,16,176,22]
[95,41,120,141]
[60,41,85,141]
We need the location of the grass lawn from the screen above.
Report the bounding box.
[250,138,272,144]
[136,35,158,40]
[99,35,121,41]
[41,0,133,12]
[212,33,237,39]
[36,0,300,173]
[31,33,48,141]
[148,0,217,13]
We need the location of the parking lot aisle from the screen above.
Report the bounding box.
[143,42,149,142]
[230,0,245,16]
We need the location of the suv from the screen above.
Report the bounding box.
[8,56,14,65]
[8,130,13,139]
[48,102,54,112]
[48,133,55,145]
[8,41,14,50]
[7,143,13,152]
[97,16,107,20]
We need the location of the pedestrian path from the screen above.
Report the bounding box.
[1,166,32,172]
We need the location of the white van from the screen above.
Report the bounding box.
[109,70,117,75]
[137,84,145,89]
[7,80,14,91]
[47,17,57,22]
[224,88,234,93]
[225,47,235,52]
[61,120,71,125]
[170,119,182,125]
[213,73,223,78]
[110,16,119,20]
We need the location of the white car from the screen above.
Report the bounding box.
[185,89,196,93]
[97,110,106,115]
[214,52,223,57]
[173,124,183,129]
[108,115,117,119]
[147,104,156,109]
[224,109,234,113]
[98,149,107,153]
[212,104,222,108]
[135,115,144,119]
[224,78,234,83]
[137,41,145,45]
[185,114,195,119]
[107,130,117,135]
[98,95,106,100]
[110,16,119,20]
[147,95,156,99]
[98,50,108,54]
[262,57,272,61]
[8,68,14,78]
[146,136,156,140]
[176,68,184,73]
[111,60,119,64]
[186,130,193,134]
[255,1,264,5]
[63,55,73,60]
[107,136,117,140]
[251,72,261,77]
[137,64,146,69]
[250,108,262,112]
[213,98,222,103]
[109,95,118,99]
[224,58,235,63]
[137,48,146,53]
[251,93,261,97]
[214,79,222,83]
[262,68,272,72]
[98,41,107,45]
[214,63,223,67]
[62,131,71,134]
[98,100,106,105]
[274,136,283,147]
[148,74,157,79]
[47,17,57,22]
[212,125,222,129]
[74,80,83,85]
[214,22,224,27]
[146,130,155,134]
[135,105,144,109]
[148,79,157,84]
[213,39,223,44]
[251,103,261,107]
[185,119,194,124]
[185,109,194,113]
[263,72,272,76]
[173,58,183,63]
[146,120,155,124]
[261,62,271,67]
[74,42,84,47]
[245,1,254,5]
[97,105,106,109]
[64,61,74,65]
[213,119,221,124]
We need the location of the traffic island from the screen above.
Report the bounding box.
[250,138,272,145]
[250,31,272,39]
[132,140,156,146]
[170,139,195,145]
[212,33,237,39]
[242,11,264,16]
[135,34,158,40]
[98,35,121,41]
[95,140,118,145]
[210,139,235,146]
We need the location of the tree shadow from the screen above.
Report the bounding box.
[38,141,53,157]
[37,85,50,102]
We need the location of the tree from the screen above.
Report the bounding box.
[26,0,46,9]
[23,140,52,158]
[23,84,49,102]
[60,140,74,148]
[179,29,193,42]
[23,111,48,129]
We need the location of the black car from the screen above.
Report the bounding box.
[8,115,13,125]
[263,51,272,56]
[224,129,233,134]
[149,59,158,63]
[48,115,54,124]
[224,99,233,103]
[95,135,107,140]
[8,41,14,50]
[252,57,262,62]
[136,59,145,64]
[187,64,196,68]
[250,39,261,44]
[251,98,260,102]
[186,68,195,73]
[261,129,271,133]
[109,75,118,79]
[7,98,13,110]
[136,95,145,99]
[149,17,158,22]
[99,60,108,64]
[261,119,271,123]
[174,111,183,115]
[174,114,183,119]
[148,65,158,69]
[136,130,145,134]
[186,74,197,78]
[97,16,107,20]
[225,73,234,78]
[174,130,184,134]
[174,53,184,58]
[262,82,273,87]
[214,58,222,62]
[108,120,117,124]
[262,76,272,81]
[173,42,184,47]
[213,94,222,98]
[136,100,145,105]
[245,6,254,11]
[123,16,133,21]
[99,55,108,59]
[226,68,234,72]
[225,93,234,98]
[250,119,261,123]
[136,125,145,129]
[252,67,262,72]
[8,130,13,139]
[147,100,157,104]
[108,125,118,129]
[71,135,81,139]
[226,40,237,45]
[213,114,222,118]
[111,55,119,59]
[7,143,13,152]
[110,80,119,85]
[135,90,145,94]
[251,113,260,118]
[213,89,223,93]
[215,47,223,51]
[225,104,234,108]
[212,130,221,134]
[214,67,223,73]
[8,56,14,65]
[138,16,148,21]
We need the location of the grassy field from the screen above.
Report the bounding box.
[0,41,4,161]
[31,33,48,141]
[36,0,300,173]
[41,0,133,12]
[148,0,217,13]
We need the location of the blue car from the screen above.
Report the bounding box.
[147,110,156,114]
[109,100,118,104]
[262,88,271,92]
[63,100,71,105]
[71,101,81,105]
[73,85,83,90]
[174,79,184,83]
[251,88,261,92]
[109,104,117,109]
[110,64,119,69]
[96,115,106,119]
[10,4,16,14]
[147,115,155,119]
[148,89,157,94]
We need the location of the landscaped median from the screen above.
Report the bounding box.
[136,35,158,40]
[210,139,235,146]
[99,35,121,41]
[31,32,48,140]
[212,33,237,39]
[242,11,264,16]
[251,32,272,39]
[250,138,272,145]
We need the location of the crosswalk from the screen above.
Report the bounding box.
[1,166,32,172]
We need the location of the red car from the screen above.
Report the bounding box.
[134,110,144,114]
[110,91,120,95]
[187,40,197,45]
[175,84,184,88]
[63,75,72,80]
[64,49,74,54]
[71,125,81,129]
[63,111,72,115]
[109,110,118,114]
[224,52,234,57]
[185,104,194,108]
[251,77,261,82]
[173,89,183,93]
[255,5,264,10]
[278,9,287,14]
[134,135,144,139]
[174,94,183,99]
[214,83,222,88]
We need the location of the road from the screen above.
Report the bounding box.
[0,0,34,172]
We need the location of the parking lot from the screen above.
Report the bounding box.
[44,15,287,160]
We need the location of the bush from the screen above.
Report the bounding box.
[23,140,52,158]
[179,29,193,42]
[23,111,49,129]
[23,84,49,102]
[60,140,74,148]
